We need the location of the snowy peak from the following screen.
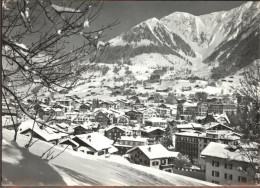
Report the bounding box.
[109,16,197,59]
[140,17,160,29]
[103,1,259,80]
[160,1,260,60]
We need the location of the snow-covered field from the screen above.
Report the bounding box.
[2,129,216,186]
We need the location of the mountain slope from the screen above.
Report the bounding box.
[78,1,260,84]
[160,1,260,61]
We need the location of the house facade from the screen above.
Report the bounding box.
[127,144,180,173]
[201,142,257,185]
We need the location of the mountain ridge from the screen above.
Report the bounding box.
[98,1,260,80]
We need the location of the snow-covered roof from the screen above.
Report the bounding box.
[57,122,69,129]
[142,126,165,133]
[145,117,167,123]
[177,123,202,129]
[203,122,233,130]
[19,120,68,141]
[75,132,115,152]
[212,112,230,124]
[59,138,79,147]
[127,144,180,159]
[201,142,258,163]
[175,131,206,138]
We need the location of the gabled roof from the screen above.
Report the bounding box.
[127,144,179,160]
[19,120,68,142]
[59,138,79,147]
[74,132,115,152]
[203,122,234,131]
[142,126,165,133]
[106,125,128,132]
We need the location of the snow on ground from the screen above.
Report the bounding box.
[2,129,215,186]
[2,136,67,186]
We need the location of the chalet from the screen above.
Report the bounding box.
[19,120,68,145]
[156,106,172,118]
[127,144,180,173]
[114,136,148,155]
[125,110,143,124]
[141,108,158,120]
[73,124,92,135]
[72,133,118,156]
[94,111,111,127]
[79,104,91,112]
[104,125,128,142]
[141,127,165,144]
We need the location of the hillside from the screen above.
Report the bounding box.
[2,129,215,186]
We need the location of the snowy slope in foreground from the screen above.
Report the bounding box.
[2,130,216,186]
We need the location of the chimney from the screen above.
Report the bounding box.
[148,147,151,152]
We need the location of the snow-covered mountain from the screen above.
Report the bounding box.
[96,2,260,81]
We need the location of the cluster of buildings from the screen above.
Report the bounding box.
[2,90,259,185]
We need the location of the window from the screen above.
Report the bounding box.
[225,173,233,180]
[212,160,219,167]
[224,163,233,169]
[212,171,219,177]
[152,161,159,166]
[161,159,166,165]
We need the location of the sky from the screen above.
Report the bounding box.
[94,1,246,41]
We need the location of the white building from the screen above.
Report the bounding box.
[201,142,258,185]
